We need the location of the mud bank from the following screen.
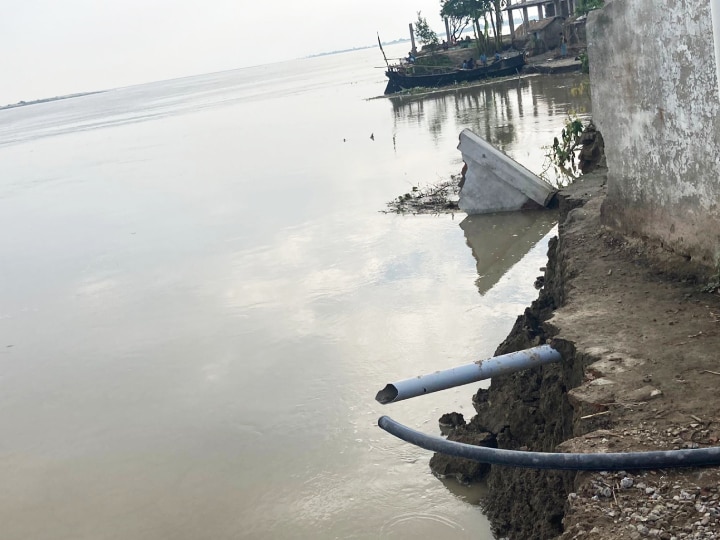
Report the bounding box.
[432,169,720,539]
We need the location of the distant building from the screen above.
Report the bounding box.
[504,0,576,40]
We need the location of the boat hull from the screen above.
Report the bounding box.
[384,54,525,94]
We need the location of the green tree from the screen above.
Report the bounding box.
[576,0,604,15]
[439,0,505,55]
[471,0,493,56]
[440,0,472,42]
[489,0,506,50]
[414,11,440,47]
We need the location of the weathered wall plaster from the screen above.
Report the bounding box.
[587,0,720,274]
[713,0,720,91]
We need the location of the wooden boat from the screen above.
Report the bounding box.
[384,53,525,94]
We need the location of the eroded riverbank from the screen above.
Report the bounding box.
[433,169,720,539]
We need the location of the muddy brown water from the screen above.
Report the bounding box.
[0,44,590,539]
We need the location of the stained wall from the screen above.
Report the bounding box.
[587,0,720,275]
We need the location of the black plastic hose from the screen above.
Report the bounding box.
[378,415,720,471]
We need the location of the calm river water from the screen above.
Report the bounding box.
[0,44,590,539]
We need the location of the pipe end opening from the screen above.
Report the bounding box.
[375,384,399,404]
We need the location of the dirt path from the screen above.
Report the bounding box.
[550,173,720,539]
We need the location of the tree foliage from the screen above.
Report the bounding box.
[489,0,506,49]
[414,11,440,47]
[441,0,489,22]
[579,51,589,74]
[440,0,473,42]
[550,117,585,170]
[576,0,604,15]
[437,0,506,52]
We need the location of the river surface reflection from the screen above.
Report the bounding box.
[0,44,589,539]
[389,73,591,186]
[461,211,558,295]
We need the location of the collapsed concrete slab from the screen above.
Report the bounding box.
[457,128,557,214]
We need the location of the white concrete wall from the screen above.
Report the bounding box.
[713,0,720,93]
[587,0,720,274]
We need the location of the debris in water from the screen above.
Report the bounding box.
[383,177,460,215]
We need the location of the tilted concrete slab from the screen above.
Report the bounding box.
[457,128,557,214]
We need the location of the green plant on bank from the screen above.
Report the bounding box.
[576,0,604,15]
[579,51,590,74]
[552,117,584,168]
[540,116,587,185]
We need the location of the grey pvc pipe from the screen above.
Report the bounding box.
[375,345,561,404]
[378,416,720,470]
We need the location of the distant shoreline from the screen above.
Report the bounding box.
[0,91,106,112]
[4,40,414,106]
[306,38,411,59]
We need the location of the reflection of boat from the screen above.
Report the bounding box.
[460,211,557,295]
[384,54,525,95]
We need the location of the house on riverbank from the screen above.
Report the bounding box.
[504,0,578,40]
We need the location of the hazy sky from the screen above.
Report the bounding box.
[1,0,447,104]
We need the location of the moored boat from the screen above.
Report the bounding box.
[384,53,525,94]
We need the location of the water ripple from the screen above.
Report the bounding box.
[380,511,466,536]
